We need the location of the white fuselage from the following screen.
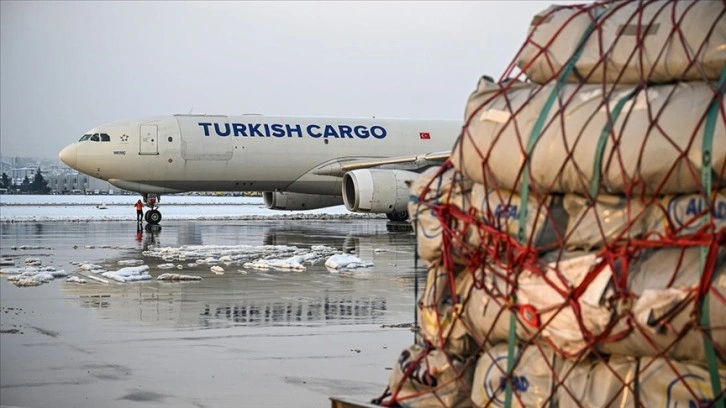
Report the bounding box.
[59,114,461,197]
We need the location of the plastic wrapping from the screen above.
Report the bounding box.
[408,166,476,264]
[387,344,474,408]
[518,1,726,84]
[453,80,726,195]
[559,355,726,407]
[470,185,568,252]
[471,343,562,407]
[419,265,477,357]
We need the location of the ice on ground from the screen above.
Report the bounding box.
[157,273,202,281]
[9,245,54,250]
[311,245,335,252]
[101,265,152,283]
[210,265,224,274]
[143,244,341,272]
[8,276,43,287]
[0,258,14,266]
[243,256,307,271]
[118,259,144,266]
[78,263,106,273]
[78,263,104,271]
[3,265,68,287]
[24,257,42,266]
[66,276,87,284]
[157,263,177,269]
[325,254,374,271]
[0,267,25,275]
[86,275,109,284]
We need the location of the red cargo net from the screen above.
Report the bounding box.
[378,0,725,407]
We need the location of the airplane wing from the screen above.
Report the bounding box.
[312,151,450,177]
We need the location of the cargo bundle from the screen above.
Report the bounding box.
[376,0,725,406]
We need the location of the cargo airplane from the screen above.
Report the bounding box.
[59,114,461,224]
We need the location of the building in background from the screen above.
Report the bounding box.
[46,172,126,194]
[1,155,129,194]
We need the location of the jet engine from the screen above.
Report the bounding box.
[341,169,418,220]
[263,191,344,210]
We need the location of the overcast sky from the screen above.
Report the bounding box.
[1,1,566,159]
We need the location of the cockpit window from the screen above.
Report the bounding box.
[78,132,111,142]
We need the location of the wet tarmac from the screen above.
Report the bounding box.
[0,220,421,408]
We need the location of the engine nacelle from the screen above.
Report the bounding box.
[263,191,344,211]
[342,169,418,214]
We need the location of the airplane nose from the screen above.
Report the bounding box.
[59,144,78,168]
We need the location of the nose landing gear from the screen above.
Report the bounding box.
[142,193,163,225]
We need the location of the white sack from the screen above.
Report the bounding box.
[419,265,477,357]
[387,343,474,408]
[564,190,726,250]
[453,79,726,195]
[600,246,726,366]
[559,355,726,407]
[471,343,562,408]
[408,166,476,264]
[470,185,568,252]
[518,1,726,84]
[462,264,541,348]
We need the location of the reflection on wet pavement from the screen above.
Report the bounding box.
[0,220,421,408]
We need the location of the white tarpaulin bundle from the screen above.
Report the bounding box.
[460,248,726,366]
[517,0,726,84]
[471,346,726,407]
[408,166,476,264]
[462,254,613,357]
[564,190,726,250]
[453,78,725,196]
[559,355,726,406]
[418,265,477,357]
[462,264,539,347]
[462,248,725,363]
[413,164,726,254]
[470,185,568,252]
[387,344,474,408]
[599,246,726,365]
[471,343,562,407]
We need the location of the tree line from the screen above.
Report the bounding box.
[0,168,50,194]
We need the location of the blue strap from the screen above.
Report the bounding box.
[590,87,640,198]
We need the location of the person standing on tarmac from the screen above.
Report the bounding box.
[135,199,144,222]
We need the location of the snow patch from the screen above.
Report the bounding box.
[101,265,152,283]
[325,254,374,271]
[157,273,202,281]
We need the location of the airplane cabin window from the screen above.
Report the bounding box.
[79,134,91,141]
[90,134,100,142]
[100,133,111,142]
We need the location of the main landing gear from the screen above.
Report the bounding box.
[386,209,408,222]
[142,193,163,225]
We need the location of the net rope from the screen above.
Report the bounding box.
[378,0,726,406]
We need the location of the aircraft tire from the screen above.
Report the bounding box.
[386,210,408,222]
[144,211,151,222]
[147,210,162,225]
